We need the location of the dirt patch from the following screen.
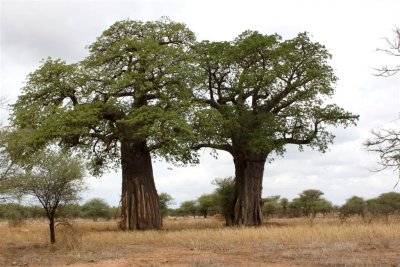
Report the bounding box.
[65,246,297,267]
[8,241,400,267]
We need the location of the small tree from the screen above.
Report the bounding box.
[212,177,235,225]
[262,196,282,220]
[339,196,367,223]
[16,150,85,244]
[376,192,400,223]
[316,199,333,218]
[82,198,111,221]
[159,193,174,218]
[109,206,121,220]
[180,200,198,218]
[197,194,216,218]
[279,197,289,217]
[288,198,303,217]
[295,189,328,225]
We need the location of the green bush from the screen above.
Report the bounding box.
[81,198,112,221]
[212,177,235,226]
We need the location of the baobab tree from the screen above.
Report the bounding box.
[193,31,358,226]
[11,18,197,230]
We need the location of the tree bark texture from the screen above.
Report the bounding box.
[49,217,56,244]
[232,153,266,226]
[120,140,162,230]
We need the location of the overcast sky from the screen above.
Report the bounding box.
[1,0,399,207]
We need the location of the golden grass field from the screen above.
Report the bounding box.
[1,216,400,266]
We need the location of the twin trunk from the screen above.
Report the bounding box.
[120,140,162,230]
[118,139,266,229]
[232,154,266,226]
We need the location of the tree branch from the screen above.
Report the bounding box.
[192,143,233,154]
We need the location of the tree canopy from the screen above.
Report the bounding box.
[158,192,174,217]
[11,18,197,175]
[193,31,358,157]
[192,31,358,226]
[14,150,85,243]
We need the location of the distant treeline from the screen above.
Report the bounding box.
[2,179,400,226]
[163,178,400,225]
[0,198,120,225]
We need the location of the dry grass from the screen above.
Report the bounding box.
[1,217,400,266]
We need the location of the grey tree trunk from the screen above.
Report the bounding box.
[232,153,266,226]
[119,140,162,230]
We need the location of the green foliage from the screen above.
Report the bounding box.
[109,206,121,220]
[340,193,400,223]
[81,198,111,221]
[11,18,198,176]
[298,189,324,216]
[0,127,21,199]
[212,177,235,225]
[28,205,48,219]
[375,192,400,222]
[9,149,85,244]
[57,204,82,219]
[158,192,174,217]
[179,200,198,218]
[0,203,26,219]
[288,198,303,217]
[197,193,217,218]
[280,197,289,216]
[0,203,49,220]
[262,195,282,220]
[340,196,366,221]
[12,150,86,221]
[365,198,382,220]
[316,199,333,217]
[289,189,332,223]
[193,31,358,158]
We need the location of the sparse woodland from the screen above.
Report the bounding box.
[0,19,400,266]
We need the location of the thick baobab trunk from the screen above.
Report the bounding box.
[232,153,266,226]
[120,140,162,230]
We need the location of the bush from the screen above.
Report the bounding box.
[159,193,174,217]
[262,196,282,220]
[212,177,235,226]
[81,198,112,221]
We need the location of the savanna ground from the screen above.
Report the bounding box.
[1,216,400,267]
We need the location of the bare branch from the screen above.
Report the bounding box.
[375,27,400,77]
[364,126,400,187]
